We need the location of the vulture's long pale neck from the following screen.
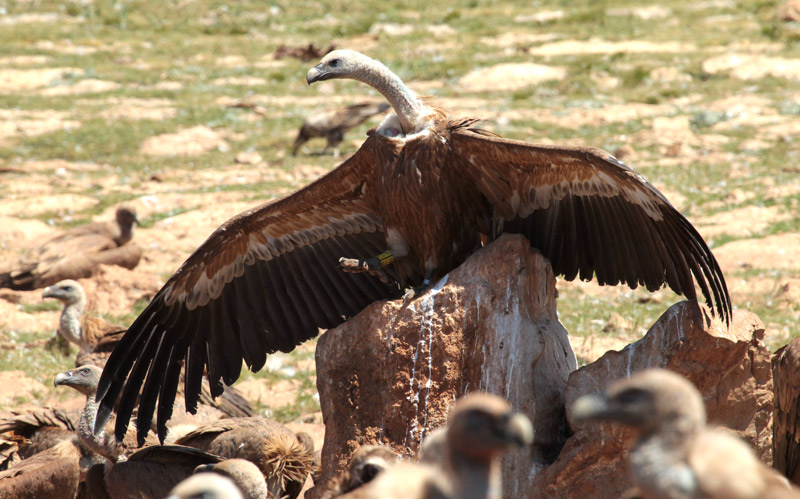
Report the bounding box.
[59,298,85,346]
[353,59,422,134]
[78,388,116,462]
[447,452,501,499]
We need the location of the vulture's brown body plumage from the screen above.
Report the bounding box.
[175,417,314,499]
[96,50,731,445]
[0,408,77,469]
[774,338,800,485]
[85,444,223,499]
[1,206,141,291]
[0,439,82,499]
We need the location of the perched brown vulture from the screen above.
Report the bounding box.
[175,417,315,499]
[96,50,731,445]
[192,459,270,499]
[0,439,83,499]
[0,408,78,469]
[774,337,800,485]
[320,445,397,498]
[339,393,532,499]
[0,206,141,291]
[292,102,391,157]
[572,369,797,499]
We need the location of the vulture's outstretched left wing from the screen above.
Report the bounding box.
[451,128,731,325]
[96,144,404,444]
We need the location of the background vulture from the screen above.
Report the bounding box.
[96,50,732,444]
[291,101,391,157]
[0,206,141,291]
[572,369,795,498]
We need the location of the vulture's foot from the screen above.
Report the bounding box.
[402,278,432,302]
[339,256,390,283]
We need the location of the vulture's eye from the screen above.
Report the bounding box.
[329,59,340,68]
[81,368,90,375]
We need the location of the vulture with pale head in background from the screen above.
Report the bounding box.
[96,50,731,445]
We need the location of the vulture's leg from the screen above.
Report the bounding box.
[402,269,434,301]
[339,251,394,283]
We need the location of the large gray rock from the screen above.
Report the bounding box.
[533,302,774,498]
[311,234,576,497]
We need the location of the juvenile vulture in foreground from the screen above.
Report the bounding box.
[339,393,533,499]
[292,101,391,157]
[0,206,141,291]
[320,445,397,498]
[96,50,732,444]
[773,337,800,485]
[175,417,315,499]
[572,369,797,499]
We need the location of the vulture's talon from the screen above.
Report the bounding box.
[403,280,430,302]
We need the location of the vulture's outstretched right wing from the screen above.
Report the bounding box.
[452,127,731,325]
[96,143,406,444]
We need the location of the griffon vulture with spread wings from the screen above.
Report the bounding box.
[97,50,731,444]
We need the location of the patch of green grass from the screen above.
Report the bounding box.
[20,301,63,314]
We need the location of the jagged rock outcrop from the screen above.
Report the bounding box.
[313,234,577,498]
[532,302,774,498]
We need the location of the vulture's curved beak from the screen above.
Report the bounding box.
[505,413,534,448]
[306,64,325,85]
[54,371,72,387]
[42,286,55,299]
[571,393,609,422]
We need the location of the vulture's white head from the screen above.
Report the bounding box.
[306,49,372,84]
[307,49,428,136]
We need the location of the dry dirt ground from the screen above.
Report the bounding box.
[0,1,798,477]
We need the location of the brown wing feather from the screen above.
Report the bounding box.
[451,128,731,324]
[0,439,81,499]
[773,338,800,484]
[97,144,405,445]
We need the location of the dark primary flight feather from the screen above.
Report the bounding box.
[97,50,730,445]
